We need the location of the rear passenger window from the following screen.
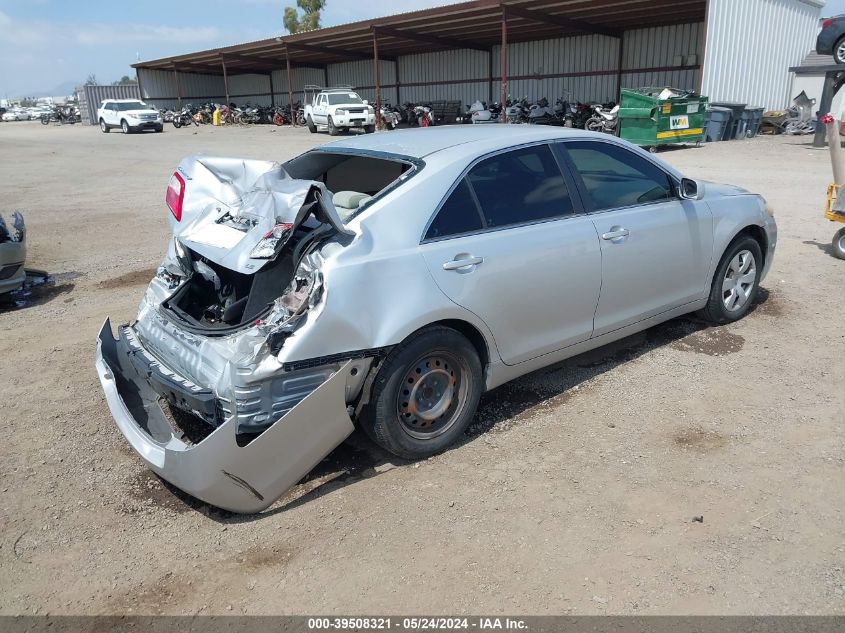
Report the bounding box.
[565,141,674,210]
[466,145,574,228]
[425,179,483,240]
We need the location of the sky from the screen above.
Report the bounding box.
[1,0,844,98]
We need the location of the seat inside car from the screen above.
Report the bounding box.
[332,190,372,220]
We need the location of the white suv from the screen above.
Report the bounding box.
[305,89,376,135]
[97,99,163,134]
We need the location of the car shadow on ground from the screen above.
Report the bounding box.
[0,270,81,313]
[150,288,777,522]
[802,238,836,257]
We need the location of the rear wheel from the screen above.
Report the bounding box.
[832,227,845,260]
[173,119,182,129]
[100,119,109,133]
[327,116,339,136]
[359,327,483,460]
[835,36,845,64]
[700,235,763,324]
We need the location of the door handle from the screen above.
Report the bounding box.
[443,255,484,271]
[601,227,630,241]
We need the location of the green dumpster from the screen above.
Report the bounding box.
[618,87,708,151]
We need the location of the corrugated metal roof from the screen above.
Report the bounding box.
[133,0,707,75]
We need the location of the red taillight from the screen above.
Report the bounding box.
[824,18,835,29]
[165,171,185,221]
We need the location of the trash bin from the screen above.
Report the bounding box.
[745,107,764,138]
[618,87,708,150]
[704,107,732,142]
[710,101,747,140]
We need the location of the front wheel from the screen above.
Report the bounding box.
[100,119,109,133]
[364,124,375,134]
[121,120,130,134]
[327,116,339,136]
[832,227,845,260]
[306,116,317,133]
[173,119,182,129]
[359,326,483,460]
[585,117,603,132]
[699,236,763,324]
[40,116,49,126]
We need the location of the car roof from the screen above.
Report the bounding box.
[102,99,147,103]
[320,126,609,160]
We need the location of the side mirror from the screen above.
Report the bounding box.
[680,177,704,201]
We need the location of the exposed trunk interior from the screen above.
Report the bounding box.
[163,246,296,332]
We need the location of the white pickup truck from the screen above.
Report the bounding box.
[304,88,376,135]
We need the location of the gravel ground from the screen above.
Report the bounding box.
[0,120,843,616]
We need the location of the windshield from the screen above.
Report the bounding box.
[116,101,147,111]
[327,93,363,105]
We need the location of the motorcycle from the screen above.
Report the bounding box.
[40,105,78,125]
[380,102,400,130]
[585,103,620,134]
[172,104,199,128]
[470,100,502,124]
[528,97,556,125]
[506,96,530,124]
[414,103,435,127]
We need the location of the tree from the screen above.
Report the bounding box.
[112,75,138,85]
[284,0,325,34]
[85,74,98,85]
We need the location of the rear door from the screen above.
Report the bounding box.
[421,143,602,366]
[313,94,327,124]
[557,140,713,337]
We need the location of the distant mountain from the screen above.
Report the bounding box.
[37,81,81,97]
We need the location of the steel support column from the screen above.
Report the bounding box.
[221,58,230,106]
[268,72,275,107]
[286,48,295,126]
[615,35,624,100]
[500,6,508,123]
[373,28,382,126]
[173,68,182,107]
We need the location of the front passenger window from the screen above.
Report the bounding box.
[565,141,674,210]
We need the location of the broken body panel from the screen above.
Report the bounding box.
[0,212,26,295]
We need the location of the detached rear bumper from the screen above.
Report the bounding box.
[95,318,355,513]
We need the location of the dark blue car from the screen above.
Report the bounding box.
[817,15,845,63]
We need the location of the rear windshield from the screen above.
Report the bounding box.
[116,101,147,111]
[284,151,416,222]
[328,93,363,105]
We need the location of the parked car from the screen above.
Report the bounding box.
[97,99,163,133]
[0,212,26,297]
[96,127,777,513]
[817,15,845,63]
[2,109,30,121]
[304,88,376,135]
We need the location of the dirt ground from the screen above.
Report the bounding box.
[0,120,843,616]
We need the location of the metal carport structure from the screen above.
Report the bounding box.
[131,0,820,118]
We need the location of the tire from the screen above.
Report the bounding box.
[327,116,339,136]
[364,124,375,134]
[173,119,182,129]
[359,326,483,460]
[155,125,163,133]
[835,36,845,64]
[306,116,317,133]
[586,117,603,132]
[40,116,49,126]
[273,113,284,126]
[99,119,109,133]
[832,227,845,260]
[121,120,130,134]
[699,235,764,324]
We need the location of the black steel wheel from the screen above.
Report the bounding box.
[360,326,483,459]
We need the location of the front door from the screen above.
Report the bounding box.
[559,140,713,337]
[421,144,602,366]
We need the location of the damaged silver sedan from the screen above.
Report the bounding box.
[96,127,777,512]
